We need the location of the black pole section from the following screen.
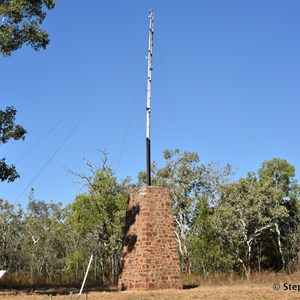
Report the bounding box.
[146,137,151,186]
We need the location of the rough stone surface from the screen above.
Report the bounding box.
[118,186,182,291]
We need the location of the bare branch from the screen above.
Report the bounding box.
[28,231,40,245]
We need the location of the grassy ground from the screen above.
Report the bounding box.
[1,285,300,300]
[2,272,300,300]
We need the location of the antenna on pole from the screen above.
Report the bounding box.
[146,9,154,186]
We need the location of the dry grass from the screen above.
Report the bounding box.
[1,285,300,300]
[2,272,300,300]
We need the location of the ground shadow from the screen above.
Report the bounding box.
[183,284,200,289]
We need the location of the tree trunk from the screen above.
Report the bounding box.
[258,243,262,274]
[275,222,285,268]
[179,212,190,275]
[202,262,207,280]
[245,266,251,280]
[238,258,251,280]
[75,262,78,281]
[94,255,97,283]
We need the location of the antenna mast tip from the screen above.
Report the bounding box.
[149,9,154,18]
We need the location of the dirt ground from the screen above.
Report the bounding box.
[1,283,300,300]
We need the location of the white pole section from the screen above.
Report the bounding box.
[146,9,154,140]
[0,270,6,279]
[146,9,154,186]
[78,255,93,299]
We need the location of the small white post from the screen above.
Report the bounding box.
[0,270,6,279]
[77,255,93,299]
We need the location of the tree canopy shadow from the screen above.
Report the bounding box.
[119,203,140,276]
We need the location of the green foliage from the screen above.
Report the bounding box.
[1,150,300,287]
[0,106,26,182]
[188,198,236,275]
[213,174,290,278]
[258,158,296,197]
[23,189,69,283]
[0,107,26,143]
[66,153,129,285]
[0,0,55,56]
[258,158,300,271]
[70,168,127,236]
[0,198,23,271]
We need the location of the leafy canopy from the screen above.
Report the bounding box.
[213,174,288,277]
[258,158,297,197]
[0,0,55,56]
[0,106,26,182]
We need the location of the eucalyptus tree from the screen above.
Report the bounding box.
[213,175,288,279]
[0,106,26,182]
[66,151,129,284]
[0,199,23,272]
[187,198,235,276]
[0,0,55,56]
[23,190,69,283]
[258,158,300,270]
[258,158,297,196]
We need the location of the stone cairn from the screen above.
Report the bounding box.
[118,186,182,290]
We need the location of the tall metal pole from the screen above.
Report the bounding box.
[146,9,154,186]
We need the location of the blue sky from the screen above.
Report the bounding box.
[1,0,300,208]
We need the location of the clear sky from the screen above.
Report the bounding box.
[1,0,300,208]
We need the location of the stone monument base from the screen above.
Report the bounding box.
[118,186,182,291]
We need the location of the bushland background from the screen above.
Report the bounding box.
[1,149,300,289]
